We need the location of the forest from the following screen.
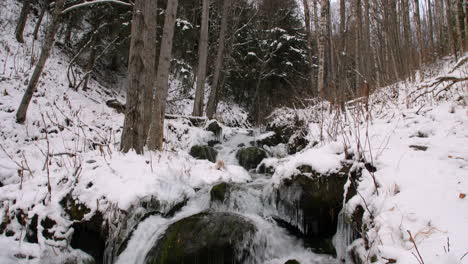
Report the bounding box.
[0,0,467,263]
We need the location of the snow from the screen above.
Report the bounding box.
[0,0,467,263]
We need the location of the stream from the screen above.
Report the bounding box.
[105,125,355,264]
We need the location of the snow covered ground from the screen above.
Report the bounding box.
[1,0,467,263]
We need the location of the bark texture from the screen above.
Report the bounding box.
[147,0,179,151]
[206,0,230,120]
[192,0,210,117]
[121,0,157,153]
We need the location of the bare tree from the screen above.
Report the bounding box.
[302,0,315,94]
[317,0,329,98]
[192,0,210,117]
[33,0,49,40]
[206,0,231,119]
[16,0,66,123]
[427,0,435,51]
[121,0,158,154]
[414,0,424,80]
[147,0,179,151]
[15,0,32,43]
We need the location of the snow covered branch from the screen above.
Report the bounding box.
[62,0,132,15]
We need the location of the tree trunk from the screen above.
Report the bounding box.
[456,0,465,52]
[121,0,158,154]
[445,0,456,57]
[354,0,362,94]
[313,0,319,48]
[401,0,412,79]
[317,0,329,98]
[414,0,424,80]
[15,0,32,43]
[147,0,179,151]
[302,0,315,95]
[33,0,48,40]
[192,0,210,117]
[16,0,65,124]
[206,0,230,120]
[427,0,435,52]
[82,42,97,91]
[465,0,468,51]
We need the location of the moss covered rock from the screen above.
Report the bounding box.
[144,212,256,264]
[189,145,218,163]
[210,182,232,203]
[236,147,267,170]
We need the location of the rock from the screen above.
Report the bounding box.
[189,145,218,162]
[257,163,275,175]
[106,99,126,114]
[236,147,267,170]
[144,212,256,264]
[409,145,428,151]
[288,136,309,155]
[284,259,300,264]
[256,132,282,147]
[274,162,360,254]
[207,140,220,147]
[71,212,107,264]
[41,217,57,240]
[210,182,232,203]
[206,120,223,138]
[60,194,91,221]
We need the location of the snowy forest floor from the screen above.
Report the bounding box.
[1,0,468,263]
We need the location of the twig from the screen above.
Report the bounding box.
[407,230,425,264]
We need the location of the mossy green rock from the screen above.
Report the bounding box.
[144,212,256,264]
[236,147,267,170]
[190,145,218,162]
[210,182,231,203]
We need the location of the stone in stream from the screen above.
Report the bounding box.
[144,212,256,264]
[273,162,361,255]
[189,145,218,162]
[210,182,232,203]
[206,120,223,138]
[236,147,267,170]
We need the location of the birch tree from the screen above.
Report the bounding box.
[192,0,210,117]
[147,0,179,151]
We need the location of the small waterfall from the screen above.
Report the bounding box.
[332,209,356,263]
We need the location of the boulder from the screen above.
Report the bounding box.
[206,120,223,138]
[236,147,267,170]
[273,162,360,254]
[144,212,256,264]
[70,212,107,264]
[210,182,232,203]
[189,145,218,163]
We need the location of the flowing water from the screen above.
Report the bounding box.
[111,128,349,264]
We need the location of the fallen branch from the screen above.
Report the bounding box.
[411,76,468,104]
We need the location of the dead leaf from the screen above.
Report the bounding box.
[459,193,466,199]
